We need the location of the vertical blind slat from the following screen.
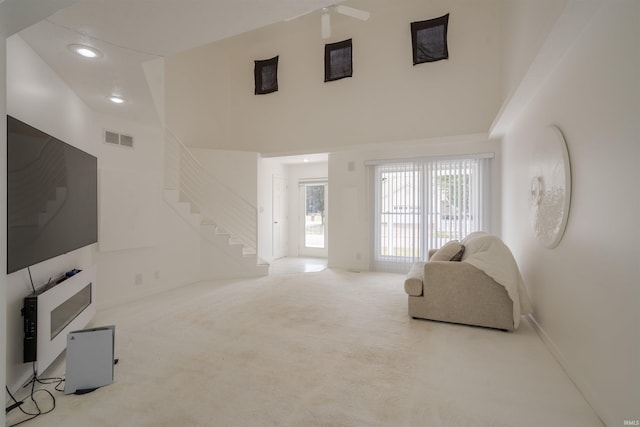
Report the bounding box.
[372,157,491,273]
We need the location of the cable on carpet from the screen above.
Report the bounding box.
[5,362,65,427]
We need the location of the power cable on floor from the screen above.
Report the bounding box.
[5,363,65,426]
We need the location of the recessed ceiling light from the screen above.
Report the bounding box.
[68,44,102,59]
[303,158,310,163]
[107,95,126,104]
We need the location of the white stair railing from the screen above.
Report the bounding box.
[164,129,257,253]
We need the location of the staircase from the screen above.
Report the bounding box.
[163,129,268,277]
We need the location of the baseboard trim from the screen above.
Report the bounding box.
[527,314,608,426]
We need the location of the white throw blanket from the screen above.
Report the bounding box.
[462,233,533,328]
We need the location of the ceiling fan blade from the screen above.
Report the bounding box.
[334,5,370,21]
[321,11,331,39]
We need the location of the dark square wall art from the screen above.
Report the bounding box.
[411,14,449,65]
[325,39,353,82]
[254,55,279,95]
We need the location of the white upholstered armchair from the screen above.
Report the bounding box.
[404,232,532,331]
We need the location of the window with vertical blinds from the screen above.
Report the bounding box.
[370,154,492,274]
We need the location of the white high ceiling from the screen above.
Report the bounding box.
[17,0,341,126]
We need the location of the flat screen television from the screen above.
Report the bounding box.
[6,116,98,274]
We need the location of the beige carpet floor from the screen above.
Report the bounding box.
[7,269,603,426]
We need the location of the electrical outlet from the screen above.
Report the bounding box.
[135,273,143,285]
[154,270,160,280]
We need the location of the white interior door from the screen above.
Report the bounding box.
[272,175,288,259]
[299,182,328,258]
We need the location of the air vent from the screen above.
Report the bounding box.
[105,130,119,145]
[119,134,134,148]
[104,130,134,149]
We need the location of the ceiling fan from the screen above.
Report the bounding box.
[321,5,370,39]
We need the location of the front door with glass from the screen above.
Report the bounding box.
[299,182,328,257]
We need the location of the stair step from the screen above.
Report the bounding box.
[242,247,257,256]
[200,225,230,243]
[229,237,243,245]
[216,226,230,235]
[201,217,216,226]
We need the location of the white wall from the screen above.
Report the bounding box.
[328,135,501,272]
[499,0,566,100]
[93,112,203,308]
[166,0,503,155]
[191,148,259,204]
[500,2,640,425]
[98,115,163,252]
